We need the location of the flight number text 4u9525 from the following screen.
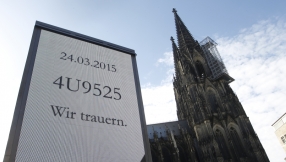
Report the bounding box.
[53,76,121,100]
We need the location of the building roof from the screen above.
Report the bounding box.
[147,120,190,139]
[272,112,286,126]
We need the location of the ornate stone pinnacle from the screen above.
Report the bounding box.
[172,8,177,13]
[170,36,175,42]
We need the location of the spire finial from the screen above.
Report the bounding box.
[172,8,177,13]
[170,36,175,42]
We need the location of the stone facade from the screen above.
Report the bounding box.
[272,113,286,153]
[147,9,269,162]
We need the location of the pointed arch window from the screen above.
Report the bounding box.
[214,129,231,159]
[207,91,218,113]
[229,127,246,157]
[185,61,196,75]
[195,61,205,77]
[178,146,187,162]
[193,105,202,122]
[151,149,159,162]
[162,147,172,162]
[189,89,196,102]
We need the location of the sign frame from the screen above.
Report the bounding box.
[4,21,152,162]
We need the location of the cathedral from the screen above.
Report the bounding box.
[146,9,269,162]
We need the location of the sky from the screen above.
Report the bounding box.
[1,0,286,161]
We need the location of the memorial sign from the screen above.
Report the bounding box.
[4,21,151,162]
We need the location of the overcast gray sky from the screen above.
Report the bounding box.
[1,0,286,161]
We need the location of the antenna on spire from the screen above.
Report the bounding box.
[172,8,177,13]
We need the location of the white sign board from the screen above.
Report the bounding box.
[4,22,150,162]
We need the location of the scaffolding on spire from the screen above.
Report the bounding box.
[199,36,228,80]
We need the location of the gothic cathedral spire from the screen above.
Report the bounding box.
[147,9,269,162]
[170,8,269,162]
[173,8,200,59]
[171,36,182,79]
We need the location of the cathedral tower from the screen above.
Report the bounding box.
[171,8,269,161]
[147,9,269,162]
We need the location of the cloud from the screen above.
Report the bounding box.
[156,51,174,66]
[142,82,177,124]
[217,17,286,161]
[143,52,177,124]
[143,17,286,161]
